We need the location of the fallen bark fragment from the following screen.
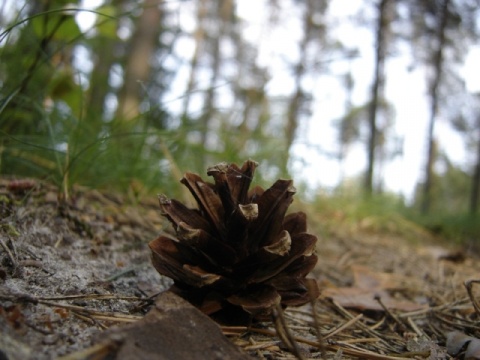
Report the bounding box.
[87,291,251,360]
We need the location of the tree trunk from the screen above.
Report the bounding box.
[421,0,449,214]
[87,35,117,131]
[365,0,390,195]
[470,126,480,214]
[181,0,207,122]
[86,0,126,129]
[199,0,233,168]
[283,0,314,176]
[115,1,162,121]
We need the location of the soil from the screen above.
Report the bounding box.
[1,177,480,359]
[0,178,171,359]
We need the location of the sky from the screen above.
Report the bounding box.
[74,0,480,201]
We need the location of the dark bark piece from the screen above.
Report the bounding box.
[101,291,251,360]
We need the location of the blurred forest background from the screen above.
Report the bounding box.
[1,0,480,243]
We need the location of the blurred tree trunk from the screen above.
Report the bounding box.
[281,0,328,175]
[470,127,480,214]
[181,0,207,122]
[224,1,270,161]
[87,33,119,133]
[283,0,315,176]
[235,87,268,151]
[421,0,449,214]
[85,2,126,130]
[285,85,304,174]
[116,1,162,121]
[365,0,391,195]
[199,0,233,168]
[201,36,220,145]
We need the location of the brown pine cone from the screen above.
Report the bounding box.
[149,160,319,324]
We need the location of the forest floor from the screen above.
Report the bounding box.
[1,177,480,360]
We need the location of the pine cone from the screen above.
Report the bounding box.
[149,160,319,323]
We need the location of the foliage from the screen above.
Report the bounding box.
[410,211,480,245]
[307,182,425,243]
[0,1,286,197]
[411,153,472,214]
[307,185,480,247]
[0,0,479,244]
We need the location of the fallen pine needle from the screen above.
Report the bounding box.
[36,294,145,302]
[236,327,415,360]
[323,313,363,340]
[37,300,143,321]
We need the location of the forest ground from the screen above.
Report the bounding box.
[1,177,479,360]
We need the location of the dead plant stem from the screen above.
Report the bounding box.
[272,303,306,360]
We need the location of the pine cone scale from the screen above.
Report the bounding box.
[271,277,319,306]
[149,236,219,287]
[227,284,281,316]
[251,179,296,249]
[263,230,291,256]
[207,160,258,204]
[241,232,318,284]
[159,197,211,233]
[180,173,225,235]
[283,212,308,234]
[176,222,238,267]
[280,253,319,278]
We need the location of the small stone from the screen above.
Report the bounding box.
[42,334,59,345]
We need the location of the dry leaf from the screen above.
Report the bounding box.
[322,265,426,312]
